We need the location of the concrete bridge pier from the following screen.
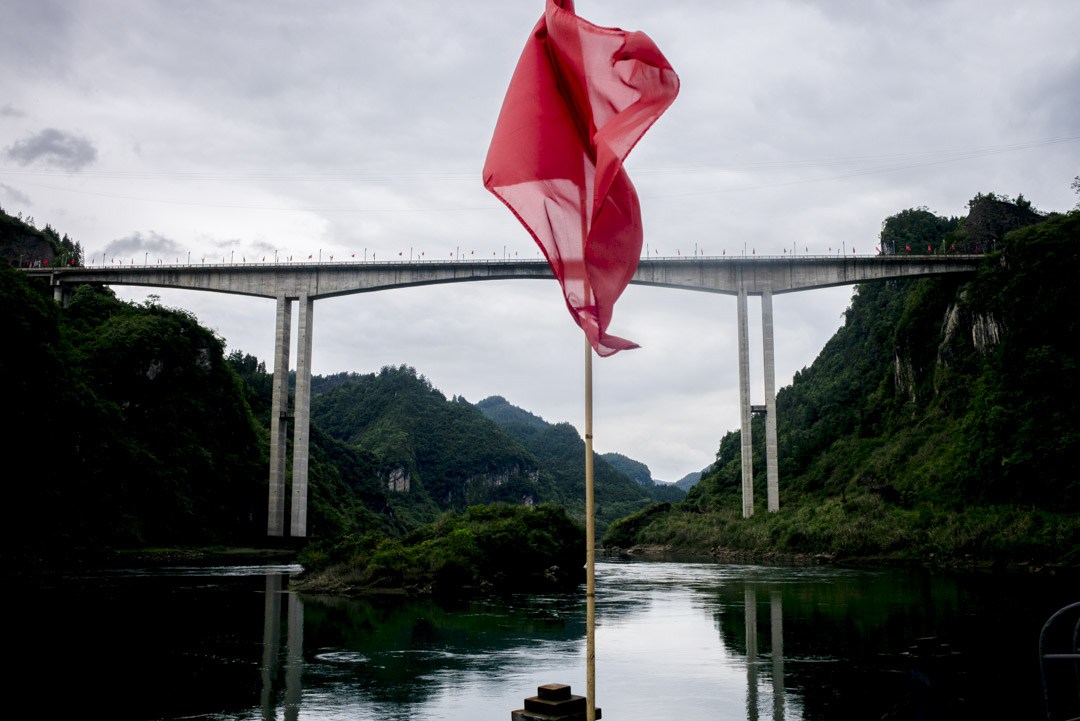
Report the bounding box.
[268,295,292,537]
[735,287,781,517]
[266,294,313,538]
[762,290,779,513]
[737,289,754,517]
[52,283,72,306]
[290,295,313,538]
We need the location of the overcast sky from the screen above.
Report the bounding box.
[3,0,1078,482]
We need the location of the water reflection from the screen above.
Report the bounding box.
[742,585,786,721]
[14,559,1075,720]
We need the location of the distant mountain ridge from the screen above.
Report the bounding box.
[674,468,708,491]
[475,396,686,505]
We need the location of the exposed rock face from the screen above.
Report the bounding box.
[956,195,1043,253]
[465,465,539,489]
[386,467,411,492]
[146,359,164,380]
[0,214,57,266]
[894,349,918,404]
[971,311,1003,354]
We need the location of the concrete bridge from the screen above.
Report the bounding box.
[28,254,981,531]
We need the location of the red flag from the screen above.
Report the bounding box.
[927,245,931,252]
[905,246,910,251]
[483,0,678,356]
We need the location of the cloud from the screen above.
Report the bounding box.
[103,231,183,258]
[0,183,32,207]
[0,104,24,117]
[4,128,98,171]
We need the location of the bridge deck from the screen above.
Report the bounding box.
[25,254,982,299]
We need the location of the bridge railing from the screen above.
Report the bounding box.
[20,252,984,272]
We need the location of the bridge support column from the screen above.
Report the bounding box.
[762,290,779,512]
[737,288,754,517]
[290,294,314,538]
[268,295,292,537]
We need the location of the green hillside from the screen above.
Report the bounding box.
[605,195,1080,566]
[476,395,685,506]
[310,368,549,512]
[2,268,266,550]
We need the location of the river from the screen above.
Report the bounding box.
[14,558,1076,720]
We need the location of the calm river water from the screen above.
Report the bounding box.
[15,558,1076,720]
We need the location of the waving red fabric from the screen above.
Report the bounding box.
[483,0,678,356]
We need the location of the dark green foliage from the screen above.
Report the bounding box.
[226,350,274,426]
[600,451,690,501]
[648,483,687,502]
[310,366,544,511]
[879,207,960,254]
[958,211,1080,506]
[500,421,654,534]
[474,395,549,431]
[602,452,654,485]
[297,504,585,595]
[1,271,267,548]
[309,373,660,537]
[476,395,660,531]
[605,196,1080,564]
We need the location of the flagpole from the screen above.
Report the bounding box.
[584,335,596,721]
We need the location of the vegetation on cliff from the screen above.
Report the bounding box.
[605,195,1080,567]
[2,269,265,549]
[294,504,585,596]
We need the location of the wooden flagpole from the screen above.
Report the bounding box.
[584,335,596,721]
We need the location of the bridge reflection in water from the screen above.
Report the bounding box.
[29,254,979,533]
[744,585,785,721]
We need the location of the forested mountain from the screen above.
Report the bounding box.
[2,267,265,549]
[304,375,672,534]
[674,468,707,491]
[606,195,1080,565]
[601,452,686,502]
[602,452,653,485]
[476,395,685,506]
[310,368,547,511]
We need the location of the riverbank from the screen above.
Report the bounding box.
[602,496,1080,573]
[605,543,1079,574]
[8,545,299,574]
